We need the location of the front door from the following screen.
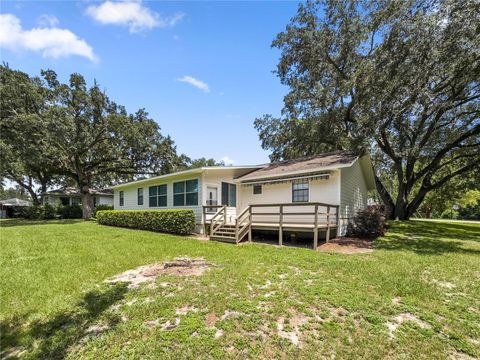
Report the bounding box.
[206,186,218,212]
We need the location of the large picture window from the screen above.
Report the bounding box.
[137,188,144,206]
[149,185,167,207]
[292,180,309,202]
[119,191,124,206]
[221,182,236,207]
[174,179,198,206]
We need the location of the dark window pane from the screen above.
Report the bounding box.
[221,182,229,205]
[159,184,167,195]
[229,184,236,207]
[149,186,157,197]
[186,192,198,206]
[186,179,198,193]
[292,181,309,202]
[173,182,184,194]
[158,195,167,207]
[138,188,143,205]
[174,194,184,206]
[253,185,262,195]
[119,191,124,206]
[149,196,157,207]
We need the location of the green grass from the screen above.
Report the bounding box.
[1,219,479,359]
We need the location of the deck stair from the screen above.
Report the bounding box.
[210,224,237,242]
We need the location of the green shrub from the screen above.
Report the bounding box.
[346,205,387,238]
[56,204,83,219]
[93,204,113,217]
[95,204,113,211]
[16,206,44,220]
[96,209,196,235]
[43,204,56,219]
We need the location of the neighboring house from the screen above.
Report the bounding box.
[0,198,31,218]
[42,187,114,207]
[111,151,376,248]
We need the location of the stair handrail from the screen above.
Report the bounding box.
[210,205,226,237]
[235,206,251,243]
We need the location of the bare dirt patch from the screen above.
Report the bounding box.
[386,313,431,339]
[317,237,374,254]
[106,257,219,289]
[276,309,310,347]
[205,312,217,327]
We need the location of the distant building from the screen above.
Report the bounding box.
[41,187,113,207]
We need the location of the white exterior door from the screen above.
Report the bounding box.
[206,186,218,207]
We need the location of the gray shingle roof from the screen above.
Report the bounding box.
[236,150,359,182]
[43,187,113,196]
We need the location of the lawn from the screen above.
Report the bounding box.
[1,219,479,359]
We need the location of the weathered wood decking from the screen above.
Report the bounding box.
[203,203,339,249]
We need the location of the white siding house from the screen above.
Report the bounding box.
[111,151,376,244]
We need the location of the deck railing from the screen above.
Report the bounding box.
[203,202,339,248]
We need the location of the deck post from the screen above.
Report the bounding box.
[223,205,227,225]
[326,206,331,243]
[279,205,283,246]
[203,207,207,235]
[248,206,252,242]
[313,204,319,250]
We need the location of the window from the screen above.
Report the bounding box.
[60,197,70,206]
[71,197,81,205]
[253,185,262,195]
[119,191,124,206]
[292,180,309,202]
[43,196,49,205]
[221,182,236,207]
[137,188,144,205]
[149,185,167,207]
[173,179,198,206]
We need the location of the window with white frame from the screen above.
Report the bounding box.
[149,185,167,207]
[292,180,309,202]
[173,179,198,206]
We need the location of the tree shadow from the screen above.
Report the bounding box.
[0,283,128,359]
[375,221,480,255]
[0,219,84,228]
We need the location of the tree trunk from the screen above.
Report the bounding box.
[80,179,94,219]
[374,175,395,219]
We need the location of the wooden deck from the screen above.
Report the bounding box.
[203,203,339,249]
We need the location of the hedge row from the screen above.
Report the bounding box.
[96,209,196,235]
[16,204,83,220]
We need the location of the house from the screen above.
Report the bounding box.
[0,198,31,218]
[111,151,376,248]
[42,187,114,207]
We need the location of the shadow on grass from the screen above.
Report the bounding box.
[0,219,85,227]
[0,283,128,359]
[375,220,480,255]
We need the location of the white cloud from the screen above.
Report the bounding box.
[86,1,184,33]
[177,76,210,93]
[221,156,235,166]
[0,14,97,61]
[38,14,59,27]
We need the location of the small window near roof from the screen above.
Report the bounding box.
[253,185,262,195]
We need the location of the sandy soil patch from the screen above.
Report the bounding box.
[176,305,199,315]
[318,238,374,254]
[386,313,431,339]
[106,257,219,289]
[276,309,310,347]
[205,312,217,327]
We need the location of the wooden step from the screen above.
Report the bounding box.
[210,236,237,243]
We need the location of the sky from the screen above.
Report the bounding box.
[0,0,301,166]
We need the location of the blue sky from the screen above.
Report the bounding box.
[0,1,301,165]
